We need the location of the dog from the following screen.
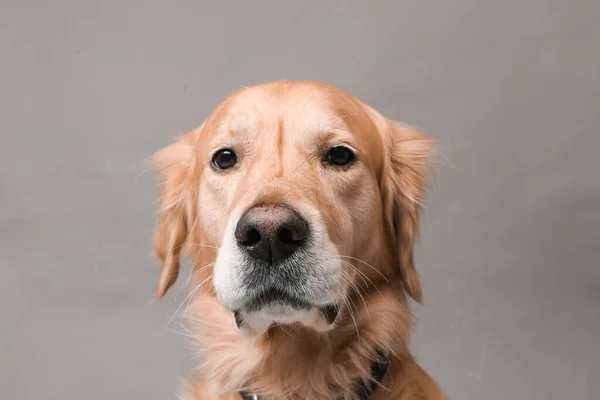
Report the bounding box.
[152,80,445,399]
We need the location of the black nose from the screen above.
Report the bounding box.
[235,204,309,266]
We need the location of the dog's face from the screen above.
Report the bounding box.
[152,81,430,337]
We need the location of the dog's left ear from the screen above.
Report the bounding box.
[380,120,432,303]
[152,129,200,299]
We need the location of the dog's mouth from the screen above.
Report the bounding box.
[319,303,340,324]
[244,288,311,311]
[233,288,341,329]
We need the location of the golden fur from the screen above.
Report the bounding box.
[152,81,445,399]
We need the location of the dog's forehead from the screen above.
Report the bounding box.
[220,85,352,135]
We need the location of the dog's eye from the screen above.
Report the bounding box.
[212,149,237,170]
[324,146,355,166]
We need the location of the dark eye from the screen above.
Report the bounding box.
[324,146,355,166]
[212,149,237,170]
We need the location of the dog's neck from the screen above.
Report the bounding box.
[186,276,411,399]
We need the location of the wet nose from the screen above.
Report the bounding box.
[234,204,309,266]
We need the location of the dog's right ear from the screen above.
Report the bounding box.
[152,129,200,299]
[361,102,431,303]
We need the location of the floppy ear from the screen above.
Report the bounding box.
[381,121,431,303]
[152,129,200,299]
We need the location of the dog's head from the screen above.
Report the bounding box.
[152,81,430,337]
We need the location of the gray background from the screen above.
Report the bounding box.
[1,1,599,399]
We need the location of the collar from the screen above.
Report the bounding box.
[239,350,390,400]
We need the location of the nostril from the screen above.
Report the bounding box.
[276,226,307,245]
[277,227,294,244]
[240,228,261,247]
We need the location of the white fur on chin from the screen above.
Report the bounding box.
[236,305,336,338]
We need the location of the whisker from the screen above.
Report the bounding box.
[344,294,360,340]
[186,262,216,284]
[274,322,302,341]
[189,243,220,251]
[335,276,360,340]
[342,271,367,306]
[339,260,371,290]
[172,262,215,303]
[326,273,358,337]
[340,269,370,319]
[340,261,384,299]
[326,256,383,298]
[338,255,389,283]
[162,273,214,331]
[339,260,369,289]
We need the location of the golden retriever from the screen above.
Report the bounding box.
[152,80,445,399]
